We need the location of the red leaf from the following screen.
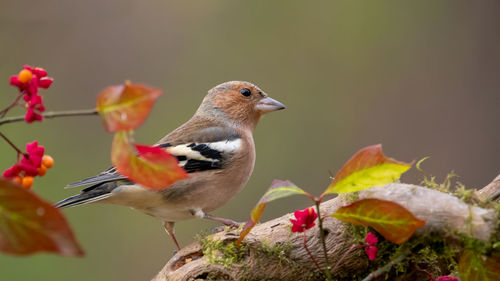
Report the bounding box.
[96,82,162,132]
[111,131,188,190]
[0,179,84,256]
[332,198,426,244]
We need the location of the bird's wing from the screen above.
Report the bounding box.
[65,126,242,189]
[162,126,242,173]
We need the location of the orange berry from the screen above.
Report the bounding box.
[22,176,34,189]
[18,69,33,83]
[38,165,47,176]
[12,176,22,185]
[42,155,54,168]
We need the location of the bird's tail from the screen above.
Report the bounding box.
[56,180,121,208]
[55,191,111,208]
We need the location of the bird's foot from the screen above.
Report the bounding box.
[210,222,244,234]
[217,217,242,228]
[210,225,226,233]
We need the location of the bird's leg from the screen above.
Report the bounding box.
[163,221,181,251]
[190,209,241,228]
[203,213,242,228]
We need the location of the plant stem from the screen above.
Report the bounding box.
[302,231,323,276]
[0,109,98,126]
[0,131,25,156]
[0,93,24,118]
[360,253,407,281]
[314,200,333,280]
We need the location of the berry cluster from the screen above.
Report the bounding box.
[3,141,54,189]
[9,65,53,123]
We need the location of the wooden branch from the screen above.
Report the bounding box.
[478,174,500,202]
[152,178,499,281]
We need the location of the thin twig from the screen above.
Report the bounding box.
[0,93,24,118]
[302,231,323,277]
[0,131,25,156]
[0,109,98,126]
[361,253,407,281]
[314,200,333,281]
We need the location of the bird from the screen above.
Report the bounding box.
[56,81,285,250]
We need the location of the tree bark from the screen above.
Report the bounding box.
[152,177,499,281]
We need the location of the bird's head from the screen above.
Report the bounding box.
[198,81,285,130]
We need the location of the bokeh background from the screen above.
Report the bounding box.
[1,1,499,280]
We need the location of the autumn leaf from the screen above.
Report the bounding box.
[0,179,84,256]
[111,131,188,190]
[236,180,311,246]
[459,250,500,281]
[96,82,162,132]
[323,144,412,196]
[332,198,425,244]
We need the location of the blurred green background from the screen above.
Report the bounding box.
[1,1,499,280]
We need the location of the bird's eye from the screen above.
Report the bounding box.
[240,88,252,97]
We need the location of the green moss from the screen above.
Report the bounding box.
[344,224,462,279]
[254,239,295,268]
[198,236,248,268]
[420,170,458,193]
[198,233,300,279]
[340,191,359,204]
[418,165,499,210]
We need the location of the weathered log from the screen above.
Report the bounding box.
[153,177,499,281]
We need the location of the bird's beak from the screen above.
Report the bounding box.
[255,97,286,114]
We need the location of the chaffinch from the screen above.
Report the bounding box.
[56,81,285,250]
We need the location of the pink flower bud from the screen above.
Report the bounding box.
[25,108,36,123]
[9,75,21,86]
[32,67,47,77]
[22,65,34,71]
[3,165,21,178]
[365,232,378,246]
[26,141,38,152]
[20,162,38,176]
[30,155,42,167]
[364,246,378,260]
[436,276,458,281]
[29,95,43,106]
[38,77,53,88]
[26,79,39,96]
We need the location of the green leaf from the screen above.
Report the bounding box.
[0,179,84,256]
[332,198,425,244]
[323,144,412,195]
[459,250,500,281]
[96,82,162,132]
[111,131,188,190]
[236,180,311,246]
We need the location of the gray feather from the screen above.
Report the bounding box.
[56,181,121,208]
[65,167,126,188]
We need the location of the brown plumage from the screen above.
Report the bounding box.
[56,81,285,250]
